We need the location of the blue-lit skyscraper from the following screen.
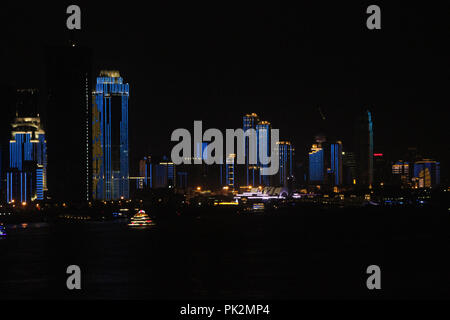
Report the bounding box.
[413,160,440,188]
[154,158,176,188]
[277,141,294,186]
[243,113,259,186]
[257,121,271,186]
[92,71,129,200]
[330,141,343,186]
[7,117,47,203]
[309,144,324,183]
[138,156,152,189]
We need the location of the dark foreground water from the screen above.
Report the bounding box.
[1,208,450,299]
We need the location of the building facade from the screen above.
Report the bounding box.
[330,141,343,186]
[138,156,152,189]
[355,110,374,188]
[154,159,176,188]
[92,71,130,200]
[243,113,260,186]
[277,141,294,187]
[309,144,324,183]
[413,160,440,188]
[7,117,47,203]
[45,43,92,203]
[256,121,271,186]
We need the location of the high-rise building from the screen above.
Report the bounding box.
[138,156,152,189]
[330,141,343,186]
[177,171,188,189]
[355,110,374,187]
[243,113,259,186]
[226,153,236,188]
[257,121,271,186]
[7,117,47,203]
[392,160,410,187]
[343,151,357,186]
[44,43,92,203]
[154,159,176,188]
[92,71,130,200]
[276,141,294,186]
[309,144,324,183]
[412,160,440,188]
[373,152,389,187]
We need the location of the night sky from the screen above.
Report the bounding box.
[2,2,450,181]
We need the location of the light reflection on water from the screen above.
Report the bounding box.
[7,222,49,230]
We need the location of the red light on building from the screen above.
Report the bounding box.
[374,153,384,157]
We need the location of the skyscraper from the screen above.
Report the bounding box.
[343,151,357,186]
[225,153,236,188]
[330,141,343,186]
[392,160,410,187]
[7,117,47,203]
[138,156,152,189]
[373,152,389,187]
[257,121,271,186]
[355,110,374,188]
[413,160,440,188]
[277,141,294,186]
[44,43,92,203]
[243,113,259,186]
[92,71,130,200]
[309,144,324,183]
[154,158,176,188]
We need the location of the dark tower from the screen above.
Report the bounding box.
[355,110,374,188]
[44,42,93,203]
[0,85,16,202]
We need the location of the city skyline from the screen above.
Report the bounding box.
[0,85,445,203]
[2,2,450,303]
[2,3,449,187]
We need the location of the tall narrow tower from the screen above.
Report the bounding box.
[45,43,92,203]
[355,110,374,188]
[92,71,130,200]
[243,113,259,186]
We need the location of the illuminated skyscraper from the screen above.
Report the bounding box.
[330,141,343,186]
[225,153,236,188]
[243,113,259,186]
[138,156,152,189]
[413,160,440,188]
[277,141,294,186]
[392,160,410,187]
[92,71,129,200]
[257,121,271,186]
[45,43,92,202]
[154,158,176,188]
[7,117,47,203]
[309,144,324,183]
